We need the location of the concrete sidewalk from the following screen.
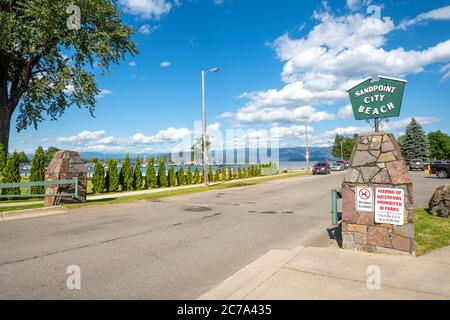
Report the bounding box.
[199,246,450,300]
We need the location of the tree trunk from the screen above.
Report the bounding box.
[0,95,11,154]
[0,61,11,153]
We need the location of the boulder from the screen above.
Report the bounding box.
[428,185,450,217]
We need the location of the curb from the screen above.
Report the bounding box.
[0,206,67,222]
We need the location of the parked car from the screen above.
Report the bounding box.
[429,161,450,179]
[331,162,344,171]
[312,162,331,175]
[336,160,349,169]
[409,159,424,171]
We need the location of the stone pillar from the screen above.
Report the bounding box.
[44,151,87,205]
[341,132,414,255]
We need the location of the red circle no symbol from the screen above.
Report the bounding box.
[359,188,371,200]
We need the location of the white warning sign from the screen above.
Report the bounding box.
[375,188,405,226]
[356,187,374,212]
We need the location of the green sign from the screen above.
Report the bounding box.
[347,76,407,120]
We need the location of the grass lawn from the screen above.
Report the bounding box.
[67,172,310,208]
[0,171,310,212]
[415,207,450,256]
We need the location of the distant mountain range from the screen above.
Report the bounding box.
[79,146,335,162]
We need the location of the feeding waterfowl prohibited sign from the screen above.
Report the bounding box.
[347,76,407,121]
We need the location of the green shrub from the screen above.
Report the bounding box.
[92,160,106,193]
[186,166,193,184]
[30,147,45,194]
[119,154,133,191]
[133,157,143,190]
[157,157,167,187]
[0,143,7,175]
[168,165,176,187]
[208,165,213,182]
[2,152,21,198]
[177,166,186,185]
[145,157,157,188]
[193,167,200,184]
[106,158,119,192]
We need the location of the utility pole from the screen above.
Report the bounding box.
[201,70,208,186]
[305,122,310,172]
[340,140,344,161]
[201,68,220,186]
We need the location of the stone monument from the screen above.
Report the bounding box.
[44,150,87,205]
[341,132,414,255]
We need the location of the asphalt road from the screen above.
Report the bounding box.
[0,171,444,299]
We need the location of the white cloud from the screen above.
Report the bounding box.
[55,126,192,152]
[236,105,335,124]
[207,122,221,131]
[160,61,171,68]
[338,104,353,119]
[148,127,191,142]
[120,0,172,19]
[320,116,440,143]
[346,0,372,11]
[399,5,450,30]
[231,11,450,126]
[138,24,160,34]
[129,61,137,67]
[57,130,106,144]
[97,89,112,98]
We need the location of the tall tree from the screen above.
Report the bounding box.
[157,157,167,187]
[0,0,137,153]
[2,151,20,197]
[44,146,59,164]
[133,157,142,190]
[331,134,357,160]
[91,159,105,193]
[401,118,430,162]
[119,154,133,191]
[105,158,119,192]
[30,146,45,194]
[18,151,28,164]
[145,157,157,189]
[428,131,450,160]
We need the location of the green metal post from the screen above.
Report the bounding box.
[74,177,78,197]
[331,190,338,225]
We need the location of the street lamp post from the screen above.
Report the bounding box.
[201,68,220,186]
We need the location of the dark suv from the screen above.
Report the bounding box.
[429,161,450,179]
[312,162,331,175]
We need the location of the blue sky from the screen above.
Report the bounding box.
[11,0,450,154]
